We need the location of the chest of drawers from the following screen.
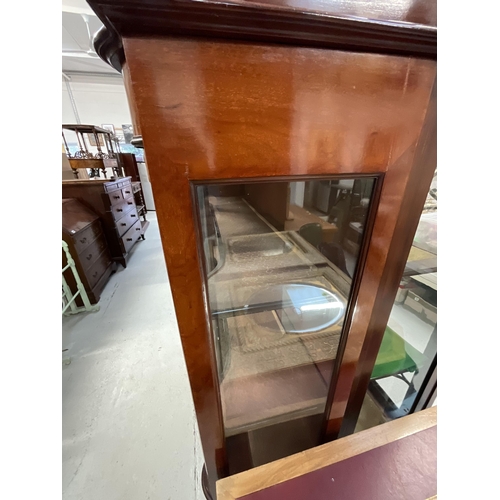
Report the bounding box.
[88,0,437,496]
[104,177,145,264]
[62,199,115,304]
[62,177,148,267]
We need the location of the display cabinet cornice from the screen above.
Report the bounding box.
[89,1,437,497]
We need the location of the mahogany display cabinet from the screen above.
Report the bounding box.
[89,1,437,497]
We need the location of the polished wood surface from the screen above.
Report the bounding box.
[337,80,437,437]
[90,0,436,71]
[121,62,142,135]
[123,38,435,182]
[324,83,437,439]
[217,406,436,499]
[238,425,436,499]
[92,0,437,27]
[62,177,146,268]
[122,35,436,496]
[62,199,115,305]
[116,153,140,182]
[113,147,150,221]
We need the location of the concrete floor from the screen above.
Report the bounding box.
[62,212,205,500]
[62,210,435,498]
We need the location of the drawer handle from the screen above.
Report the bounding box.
[126,238,133,241]
[136,227,140,231]
[117,208,123,212]
[86,253,93,260]
[113,195,120,199]
[127,201,133,205]
[121,222,127,226]
[92,271,98,278]
[125,190,131,194]
[131,214,136,218]
[80,237,87,244]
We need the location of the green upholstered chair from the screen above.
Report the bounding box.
[371,326,426,381]
[368,326,427,419]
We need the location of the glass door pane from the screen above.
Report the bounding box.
[196,178,376,472]
[356,171,437,431]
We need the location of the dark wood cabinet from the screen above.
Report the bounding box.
[62,199,115,304]
[88,0,436,497]
[116,152,149,219]
[117,152,139,181]
[62,177,148,267]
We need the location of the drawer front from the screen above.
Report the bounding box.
[116,207,139,237]
[123,196,136,211]
[104,183,120,194]
[73,222,102,254]
[120,219,143,254]
[104,178,130,194]
[78,234,108,272]
[108,189,124,206]
[86,252,111,289]
[111,197,135,222]
[122,185,133,199]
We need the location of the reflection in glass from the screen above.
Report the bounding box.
[356,171,437,431]
[248,283,346,335]
[196,178,375,472]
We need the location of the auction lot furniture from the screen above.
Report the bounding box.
[62,177,148,268]
[88,0,437,497]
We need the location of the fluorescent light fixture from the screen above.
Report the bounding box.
[300,302,343,312]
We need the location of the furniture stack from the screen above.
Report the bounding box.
[62,199,115,304]
[116,152,149,219]
[62,176,149,268]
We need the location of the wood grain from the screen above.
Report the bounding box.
[121,62,142,135]
[124,37,436,183]
[121,35,436,496]
[337,80,437,437]
[89,0,436,71]
[216,406,436,499]
[62,177,144,268]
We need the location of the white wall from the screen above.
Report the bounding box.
[62,73,132,126]
[62,73,156,209]
[290,182,305,207]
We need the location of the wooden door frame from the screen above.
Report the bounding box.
[121,36,437,496]
[336,82,437,437]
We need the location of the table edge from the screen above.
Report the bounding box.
[216,406,437,500]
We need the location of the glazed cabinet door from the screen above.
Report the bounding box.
[194,177,378,474]
[122,36,436,495]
